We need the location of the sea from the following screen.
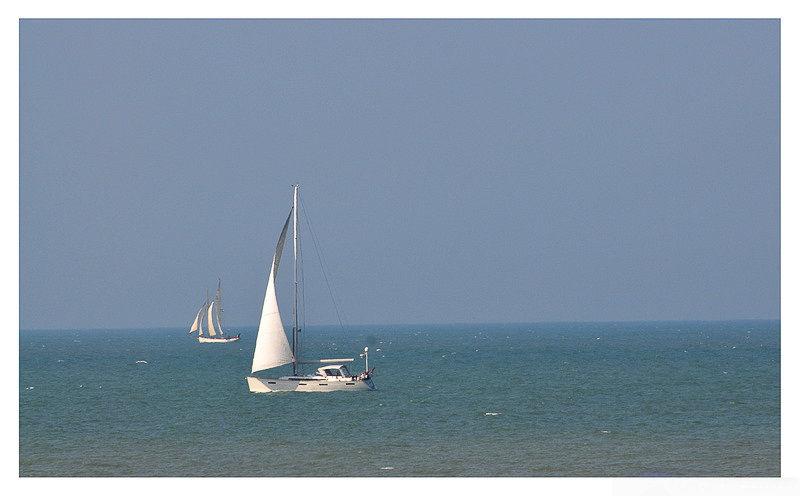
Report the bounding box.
[19,320,781,478]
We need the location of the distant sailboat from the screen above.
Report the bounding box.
[189,280,240,343]
[246,184,376,392]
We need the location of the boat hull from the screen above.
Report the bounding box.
[247,375,376,392]
[198,334,240,343]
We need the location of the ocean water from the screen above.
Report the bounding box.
[19,320,780,477]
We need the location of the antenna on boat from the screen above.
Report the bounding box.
[361,347,369,374]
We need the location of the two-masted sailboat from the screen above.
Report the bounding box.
[246,184,376,392]
[189,280,240,343]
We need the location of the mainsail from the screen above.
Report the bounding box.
[251,208,295,374]
[207,301,217,337]
[215,279,224,332]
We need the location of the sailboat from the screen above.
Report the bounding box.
[246,184,376,392]
[189,280,240,343]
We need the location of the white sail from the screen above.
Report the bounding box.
[198,303,206,336]
[207,301,217,337]
[189,304,203,334]
[251,208,294,374]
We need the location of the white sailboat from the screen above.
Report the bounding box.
[189,281,240,343]
[246,184,376,392]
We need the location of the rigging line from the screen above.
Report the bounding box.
[298,194,347,329]
[299,222,306,351]
[295,224,306,372]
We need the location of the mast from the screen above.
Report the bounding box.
[215,278,224,334]
[292,184,299,376]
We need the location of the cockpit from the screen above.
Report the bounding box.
[317,365,352,379]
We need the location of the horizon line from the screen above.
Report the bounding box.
[18,317,781,332]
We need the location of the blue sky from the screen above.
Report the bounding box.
[18,19,780,330]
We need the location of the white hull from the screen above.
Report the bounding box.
[247,375,376,392]
[198,334,240,343]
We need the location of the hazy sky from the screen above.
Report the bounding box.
[19,19,780,330]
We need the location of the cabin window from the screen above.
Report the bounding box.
[341,366,351,376]
[324,369,342,377]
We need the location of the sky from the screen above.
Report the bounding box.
[18,18,781,330]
